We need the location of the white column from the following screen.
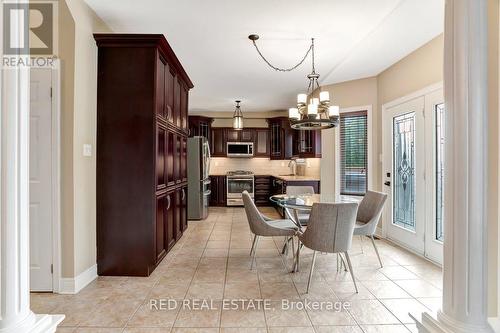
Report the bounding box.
[0,1,63,332]
[415,0,494,332]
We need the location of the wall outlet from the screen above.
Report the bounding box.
[83,144,92,157]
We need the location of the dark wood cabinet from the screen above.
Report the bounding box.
[189,116,212,141]
[240,129,254,142]
[210,128,226,157]
[180,186,188,232]
[226,129,240,142]
[293,130,322,158]
[269,117,293,160]
[95,34,193,276]
[209,175,227,206]
[254,128,270,157]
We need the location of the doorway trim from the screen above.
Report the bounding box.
[380,82,443,240]
[43,60,62,293]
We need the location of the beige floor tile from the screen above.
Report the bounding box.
[416,297,442,313]
[174,305,221,328]
[220,328,267,333]
[381,298,431,323]
[360,325,411,332]
[379,266,420,280]
[224,282,262,299]
[186,282,225,300]
[150,280,189,299]
[314,326,362,333]
[258,271,293,283]
[171,328,219,333]
[328,281,375,301]
[127,300,179,328]
[361,280,411,299]
[226,269,259,284]
[306,307,356,326]
[347,300,399,325]
[268,327,316,333]
[395,280,442,298]
[260,282,300,300]
[124,328,171,333]
[264,301,311,327]
[74,329,123,333]
[294,281,337,300]
[220,308,267,328]
[206,240,230,249]
[55,328,76,333]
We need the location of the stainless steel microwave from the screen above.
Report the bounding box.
[227,142,254,157]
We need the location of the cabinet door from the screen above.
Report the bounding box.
[156,56,166,119]
[174,134,181,184]
[240,129,254,142]
[165,67,174,124]
[181,136,187,182]
[167,131,175,187]
[173,77,181,128]
[181,186,188,232]
[270,122,282,159]
[156,126,166,190]
[254,129,269,157]
[226,129,240,142]
[165,193,175,250]
[155,194,166,260]
[209,176,218,206]
[218,176,227,205]
[210,128,226,157]
[180,84,188,133]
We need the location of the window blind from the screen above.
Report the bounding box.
[340,111,368,196]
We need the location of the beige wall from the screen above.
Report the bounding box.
[58,0,110,278]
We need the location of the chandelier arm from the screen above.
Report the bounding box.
[251,40,313,72]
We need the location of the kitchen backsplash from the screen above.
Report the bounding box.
[210,157,321,176]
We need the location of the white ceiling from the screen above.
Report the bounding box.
[84,0,444,112]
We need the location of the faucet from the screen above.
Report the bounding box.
[288,159,297,176]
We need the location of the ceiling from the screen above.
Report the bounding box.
[84,0,444,112]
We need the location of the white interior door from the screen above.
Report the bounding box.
[383,96,426,254]
[30,68,53,291]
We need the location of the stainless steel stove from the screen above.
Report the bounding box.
[226,170,254,206]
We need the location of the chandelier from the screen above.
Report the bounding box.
[249,34,339,130]
[233,100,244,130]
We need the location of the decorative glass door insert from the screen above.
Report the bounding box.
[393,112,416,231]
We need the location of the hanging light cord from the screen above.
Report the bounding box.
[250,38,314,72]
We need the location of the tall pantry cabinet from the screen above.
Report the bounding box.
[94,34,193,276]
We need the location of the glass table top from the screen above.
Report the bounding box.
[269,194,361,210]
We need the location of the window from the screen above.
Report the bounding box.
[340,111,368,196]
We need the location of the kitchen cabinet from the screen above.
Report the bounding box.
[180,186,188,232]
[95,34,193,276]
[210,128,226,157]
[254,128,270,157]
[209,175,227,206]
[240,129,254,142]
[293,130,322,158]
[226,129,240,142]
[188,116,212,141]
[269,117,294,160]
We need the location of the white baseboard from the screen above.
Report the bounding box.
[58,264,97,294]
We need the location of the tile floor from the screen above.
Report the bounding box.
[32,207,443,333]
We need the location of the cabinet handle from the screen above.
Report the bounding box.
[166,195,171,210]
[181,188,185,200]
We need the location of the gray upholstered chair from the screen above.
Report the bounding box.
[353,190,388,268]
[242,191,298,269]
[296,202,359,293]
[285,186,315,226]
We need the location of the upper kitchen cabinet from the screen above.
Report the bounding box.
[210,127,226,157]
[226,129,240,142]
[94,34,193,276]
[254,128,270,157]
[189,116,213,140]
[293,130,322,158]
[268,117,293,160]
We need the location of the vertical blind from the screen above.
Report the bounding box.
[340,111,368,196]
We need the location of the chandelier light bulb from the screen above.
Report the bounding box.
[297,94,307,105]
[288,108,300,120]
[312,98,320,106]
[319,91,330,103]
[308,103,318,115]
[329,105,340,117]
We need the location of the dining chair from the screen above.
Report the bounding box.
[353,190,388,268]
[242,191,298,270]
[285,186,315,226]
[296,202,359,293]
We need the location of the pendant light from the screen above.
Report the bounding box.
[232,100,244,130]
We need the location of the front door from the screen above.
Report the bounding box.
[30,68,54,291]
[382,88,444,264]
[383,96,426,254]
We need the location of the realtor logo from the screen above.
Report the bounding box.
[3,2,54,55]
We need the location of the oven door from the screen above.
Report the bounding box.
[227,178,254,198]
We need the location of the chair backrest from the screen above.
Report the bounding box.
[242,190,272,236]
[300,202,358,253]
[357,191,388,232]
[286,186,315,196]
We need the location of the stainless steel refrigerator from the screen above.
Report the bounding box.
[187,136,211,220]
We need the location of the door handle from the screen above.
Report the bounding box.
[181,188,185,200]
[384,181,391,186]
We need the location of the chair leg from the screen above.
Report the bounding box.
[291,236,296,260]
[250,236,259,270]
[339,253,348,272]
[306,251,317,293]
[294,237,301,272]
[344,252,358,293]
[359,235,364,253]
[370,235,383,268]
[281,237,288,255]
[250,234,258,256]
